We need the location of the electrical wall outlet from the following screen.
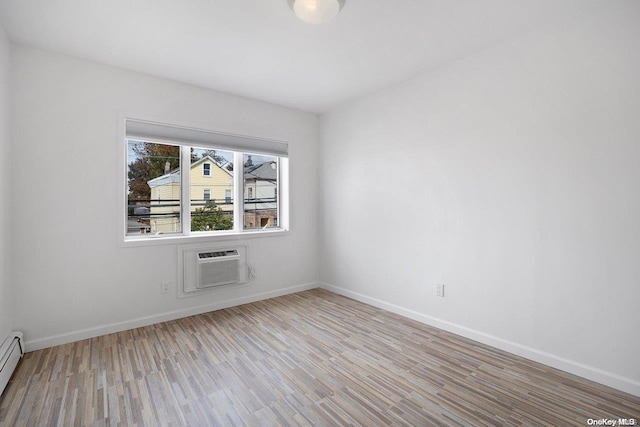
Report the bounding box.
[436,284,445,297]
[161,282,169,293]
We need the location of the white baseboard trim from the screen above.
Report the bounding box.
[25,282,319,352]
[320,282,640,398]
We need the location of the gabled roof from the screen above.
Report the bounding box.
[147,170,179,187]
[148,155,232,187]
[245,161,277,181]
[190,155,233,177]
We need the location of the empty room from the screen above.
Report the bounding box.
[0,0,639,425]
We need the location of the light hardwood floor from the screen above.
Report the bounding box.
[1,289,638,426]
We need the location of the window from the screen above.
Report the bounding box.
[124,119,288,240]
[190,147,234,232]
[127,140,181,235]
[243,154,279,230]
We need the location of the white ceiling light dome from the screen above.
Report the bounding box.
[289,0,345,25]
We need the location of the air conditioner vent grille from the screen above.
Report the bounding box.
[198,250,238,259]
[198,259,240,288]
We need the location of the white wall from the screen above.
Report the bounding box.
[320,1,640,395]
[11,46,319,349]
[6,0,639,398]
[0,24,11,341]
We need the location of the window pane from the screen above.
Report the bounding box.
[190,147,234,232]
[244,154,278,230]
[127,140,181,235]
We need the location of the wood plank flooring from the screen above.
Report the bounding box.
[1,289,638,426]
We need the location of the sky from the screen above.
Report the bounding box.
[127,140,274,169]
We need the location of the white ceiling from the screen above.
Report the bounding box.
[0,0,600,113]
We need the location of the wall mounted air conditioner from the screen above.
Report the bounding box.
[0,332,24,397]
[179,244,248,298]
[197,249,240,289]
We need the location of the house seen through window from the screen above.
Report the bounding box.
[189,148,234,232]
[243,154,279,229]
[126,137,285,238]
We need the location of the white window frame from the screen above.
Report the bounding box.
[203,189,211,201]
[119,116,290,246]
[203,163,211,177]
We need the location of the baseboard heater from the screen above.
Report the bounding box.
[0,332,24,396]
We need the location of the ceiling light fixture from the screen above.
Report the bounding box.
[288,0,345,25]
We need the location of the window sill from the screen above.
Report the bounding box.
[120,228,289,248]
